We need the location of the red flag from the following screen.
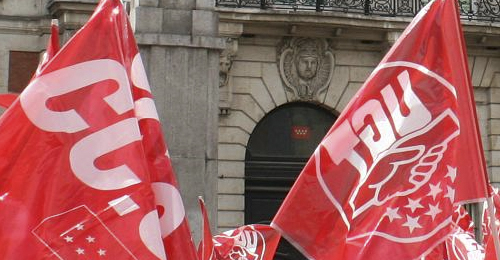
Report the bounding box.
[0,94,17,109]
[0,19,60,109]
[198,197,216,260]
[213,224,280,260]
[0,0,168,259]
[272,0,490,259]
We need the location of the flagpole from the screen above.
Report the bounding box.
[487,196,500,260]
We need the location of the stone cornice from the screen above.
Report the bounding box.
[47,0,97,18]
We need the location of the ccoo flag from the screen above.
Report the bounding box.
[271,0,490,259]
[0,0,197,259]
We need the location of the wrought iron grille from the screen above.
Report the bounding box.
[216,0,500,22]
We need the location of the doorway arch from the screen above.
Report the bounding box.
[245,102,337,259]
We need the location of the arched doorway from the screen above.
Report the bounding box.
[245,102,337,259]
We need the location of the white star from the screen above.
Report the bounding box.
[425,203,442,220]
[76,248,85,255]
[405,198,424,213]
[402,215,422,233]
[445,166,457,182]
[63,235,73,243]
[444,185,455,203]
[427,183,442,201]
[98,249,107,256]
[86,235,95,243]
[385,207,402,222]
[75,223,84,231]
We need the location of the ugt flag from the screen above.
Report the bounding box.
[272,0,490,259]
[0,0,191,259]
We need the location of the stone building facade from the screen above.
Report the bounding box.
[0,0,499,252]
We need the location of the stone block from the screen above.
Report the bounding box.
[219,22,244,37]
[159,48,215,159]
[138,0,159,7]
[492,119,500,135]
[132,6,163,33]
[219,126,250,146]
[491,167,500,182]
[471,56,488,87]
[481,58,500,87]
[493,151,500,167]
[324,65,349,110]
[219,110,256,134]
[231,94,266,123]
[218,194,244,210]
[232,77,276,113]
[218,211,244,228]
[349,66,373,83]
[336,82,362,112]
[218,160,244,178]
[492,104,500,119]
[473,88,488,105]
[192,10,218,37]
[237,45,277,62]
[231,61,261,78]
[159,0,195,9]
[196,0,216,9]
[218,177,244,194]
[262,63,288,106]
[239,36,281,46]
[163,9,192,35]
[492,135,500,150]
[491,87,500,103]
[218,143,246,161]
[335,50,382,67]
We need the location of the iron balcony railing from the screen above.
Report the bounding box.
[216,0,500,22]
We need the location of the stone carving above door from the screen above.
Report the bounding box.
[278,37,334,101]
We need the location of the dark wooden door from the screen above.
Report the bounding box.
[245,102,337,260]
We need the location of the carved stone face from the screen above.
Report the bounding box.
[296,54,319,80]
[220,56,232,73]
